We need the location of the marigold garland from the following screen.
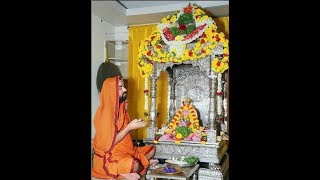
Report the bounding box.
[137,3,229,78]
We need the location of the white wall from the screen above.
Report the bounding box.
[114,26,129,62]
[114,26,129,79]
[91,13,116,138]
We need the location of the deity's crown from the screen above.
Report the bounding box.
[183,98,191,103]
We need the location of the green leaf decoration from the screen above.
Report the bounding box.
[186,24,196,34]
[183,156,199,164]
[170,26,186,36]
[175,126,192,138]
[177,13,194,25]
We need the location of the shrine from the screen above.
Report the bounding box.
[137,3,230,179]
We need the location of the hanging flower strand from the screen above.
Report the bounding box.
[144,77,149,118]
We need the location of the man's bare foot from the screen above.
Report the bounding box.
[120,173,140,180]
[149,159,159,167]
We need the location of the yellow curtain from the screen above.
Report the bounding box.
[128,16,228,140]
[128,24,161,140]
[214,16,229,38]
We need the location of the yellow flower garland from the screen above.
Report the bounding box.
[137,4,229,77]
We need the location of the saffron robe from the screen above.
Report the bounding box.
[92,76,154,179]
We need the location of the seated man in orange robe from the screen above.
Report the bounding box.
[92,76,158,179]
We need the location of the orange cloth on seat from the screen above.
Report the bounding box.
[92,76,154,179]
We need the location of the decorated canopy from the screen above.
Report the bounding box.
[137,3,229,78]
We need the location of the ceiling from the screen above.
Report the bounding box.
[92,1,229,27]
[118,1,186,9]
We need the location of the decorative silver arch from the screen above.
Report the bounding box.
[145,42,225,143]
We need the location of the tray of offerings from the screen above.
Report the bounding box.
[155,165,183,175]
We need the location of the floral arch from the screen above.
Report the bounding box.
[137,3,229,78]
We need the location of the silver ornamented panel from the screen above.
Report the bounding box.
[208,76,216,130]
[144,140,223,164]
[149,74,158,127]
[221,123,228,133]
[173,65,210,126]
[198,168,223,179]
[153,56,212,79]
[168,78,177,120]
[207,129,217,143]
[212,42,224,56]
[146,126,157,140]
[196,177,222,180]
